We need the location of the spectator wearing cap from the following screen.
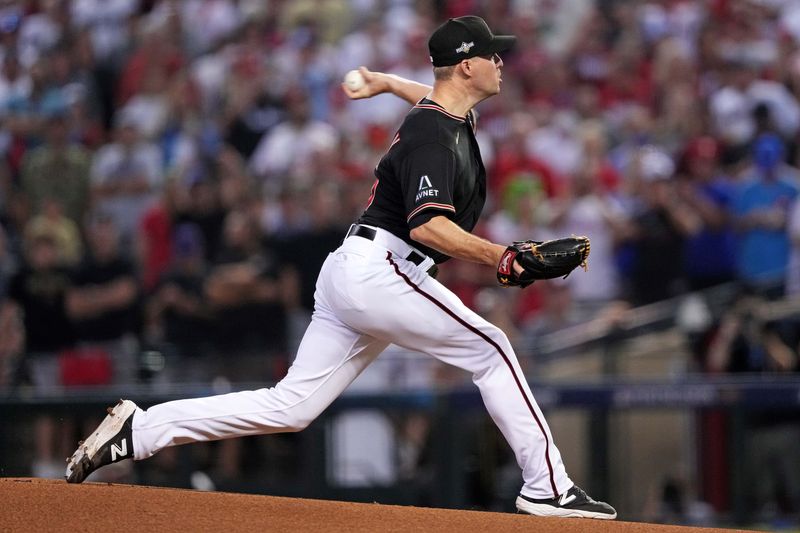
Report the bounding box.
[677,137,738,291]
[732,133,799,295]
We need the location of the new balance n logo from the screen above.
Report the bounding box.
[558,492,577,507]
[110,439,128,461]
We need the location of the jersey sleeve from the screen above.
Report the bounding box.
[400,142,457,229]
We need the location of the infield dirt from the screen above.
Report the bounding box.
[0,478,753,532]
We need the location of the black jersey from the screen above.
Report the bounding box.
[357,98,487,264]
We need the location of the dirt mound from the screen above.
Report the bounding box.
[0,478,748,532]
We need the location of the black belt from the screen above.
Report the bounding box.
[346,224,438,278]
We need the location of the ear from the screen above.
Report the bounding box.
[457,59,474,79]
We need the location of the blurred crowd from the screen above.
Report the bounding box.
[2,0,800,386]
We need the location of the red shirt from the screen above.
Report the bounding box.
[139,203,173,291]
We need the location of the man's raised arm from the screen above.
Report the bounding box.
[341,66,431,105]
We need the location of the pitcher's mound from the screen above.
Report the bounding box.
[0,478,746,532]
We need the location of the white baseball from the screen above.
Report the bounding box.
[344,69,365,91]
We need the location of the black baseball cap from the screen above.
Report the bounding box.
[428,16,516,67]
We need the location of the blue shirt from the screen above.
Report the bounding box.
[684,178,737,278]
[732,176,799,281]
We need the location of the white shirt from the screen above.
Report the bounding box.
[90,141,163,238]
[248,120,339,185]
[547,194,625,302]
[709,85,754,145]
[71,0,138,61]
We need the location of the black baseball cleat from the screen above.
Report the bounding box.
[65,399,137,483]
[516,485,617,519]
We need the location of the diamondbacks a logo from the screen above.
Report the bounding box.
[456,41,474,54]
[111,438,128,461]
[418,175,433,191]
[415,175,439,202]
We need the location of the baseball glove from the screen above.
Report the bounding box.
[496,236,590,288]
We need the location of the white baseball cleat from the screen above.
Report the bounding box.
[516,485,617,519]
[65,399,137,483]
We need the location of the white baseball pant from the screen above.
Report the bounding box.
[131,226,573,498]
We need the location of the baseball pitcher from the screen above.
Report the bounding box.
[66,15,615,520]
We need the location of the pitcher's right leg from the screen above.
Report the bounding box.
[132,314,387,459]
